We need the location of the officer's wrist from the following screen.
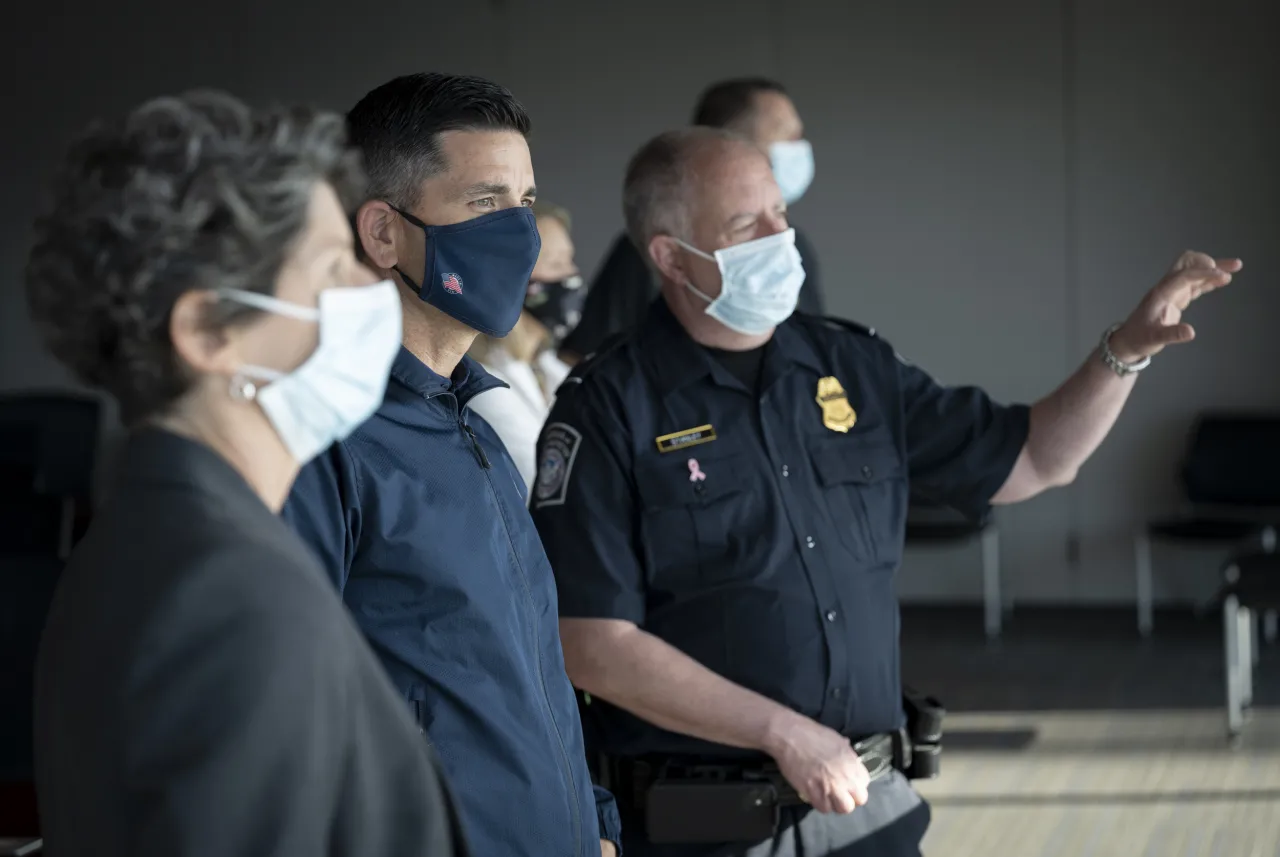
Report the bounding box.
[1105,323,1148,365]
[758,707,807,758]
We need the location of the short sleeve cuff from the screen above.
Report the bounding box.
[955,402,1031,521]
[557,587,646,625]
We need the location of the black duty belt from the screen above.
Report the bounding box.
[611,732,901,845]
[594,690,946,845]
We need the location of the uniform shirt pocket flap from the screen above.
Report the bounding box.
[810,438,903,487]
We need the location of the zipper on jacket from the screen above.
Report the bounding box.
[444,393,584,852]
[472,435,584,854]
[461,422,492,469]
[425,391,490,470]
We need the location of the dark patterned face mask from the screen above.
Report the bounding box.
[524,274,586,343]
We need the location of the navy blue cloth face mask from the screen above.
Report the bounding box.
[392,205,542,337]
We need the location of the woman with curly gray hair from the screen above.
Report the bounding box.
[27,91,467,857]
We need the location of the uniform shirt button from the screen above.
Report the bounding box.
[781,464,790,478]
[806,536,816,548]
[825,610,838,622]
[830,687,843,699]
[861,464,873,478]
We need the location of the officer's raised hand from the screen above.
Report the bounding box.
[768,716,871,814]
[1105,250,1241,363]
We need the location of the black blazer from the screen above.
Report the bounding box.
[33,429,468,857]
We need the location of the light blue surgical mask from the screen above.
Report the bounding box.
[769,140,815,204]
[219,281,402,463]
[677,228,806,336]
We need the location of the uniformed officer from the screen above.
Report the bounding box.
[561,77,825,362]
[529,126,1239,856]
[283,73,620,857]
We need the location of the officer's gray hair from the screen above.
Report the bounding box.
[621,127,757,266]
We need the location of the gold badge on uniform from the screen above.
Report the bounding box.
[815,376,856,433]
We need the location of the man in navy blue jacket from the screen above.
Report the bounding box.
[283,72,621,857]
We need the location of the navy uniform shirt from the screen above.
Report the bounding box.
[283,348,620,857]
[531,300,1029,759]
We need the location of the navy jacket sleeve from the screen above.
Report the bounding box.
[529,382,645,625]
[897,358,1030,521]
[595,784,622,851]
[281,442,362,592]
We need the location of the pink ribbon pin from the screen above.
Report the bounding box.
[688,458,707,483]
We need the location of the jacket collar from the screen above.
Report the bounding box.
[388,346,508,408]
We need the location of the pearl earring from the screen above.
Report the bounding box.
[229,374,258,402]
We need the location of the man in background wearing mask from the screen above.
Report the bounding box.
[560,77,821,362]
[530,126,1237,855]
[283,73,620,857]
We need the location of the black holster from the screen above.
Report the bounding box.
[900,686,945,779]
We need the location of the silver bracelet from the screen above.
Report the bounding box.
[1100,323,1151,377]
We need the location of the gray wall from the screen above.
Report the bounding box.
[2,0,1276,605]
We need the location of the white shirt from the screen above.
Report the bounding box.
[470,348,571,499]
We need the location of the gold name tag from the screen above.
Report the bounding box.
[816,377,857,433]
[655,424,717,453]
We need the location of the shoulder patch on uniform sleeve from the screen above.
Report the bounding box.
[533,422,583,508]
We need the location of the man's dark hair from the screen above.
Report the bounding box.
[347,72,531,210]
[691,77,788,130]
[25,90,364,426]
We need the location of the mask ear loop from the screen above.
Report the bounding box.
[672,238,722,306]
[683,280,717,305]
[216,289,322,321]
[215,290,318,403]
[387,205,431,296]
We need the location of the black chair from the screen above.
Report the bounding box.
[0,393,102,559]
[1135,413,1280,636]
[1220,552,1280,741]
[0,392,101,844]
[904,501,1004,639]
[0,555,60,825]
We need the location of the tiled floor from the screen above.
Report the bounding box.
[900,607,1280,856]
